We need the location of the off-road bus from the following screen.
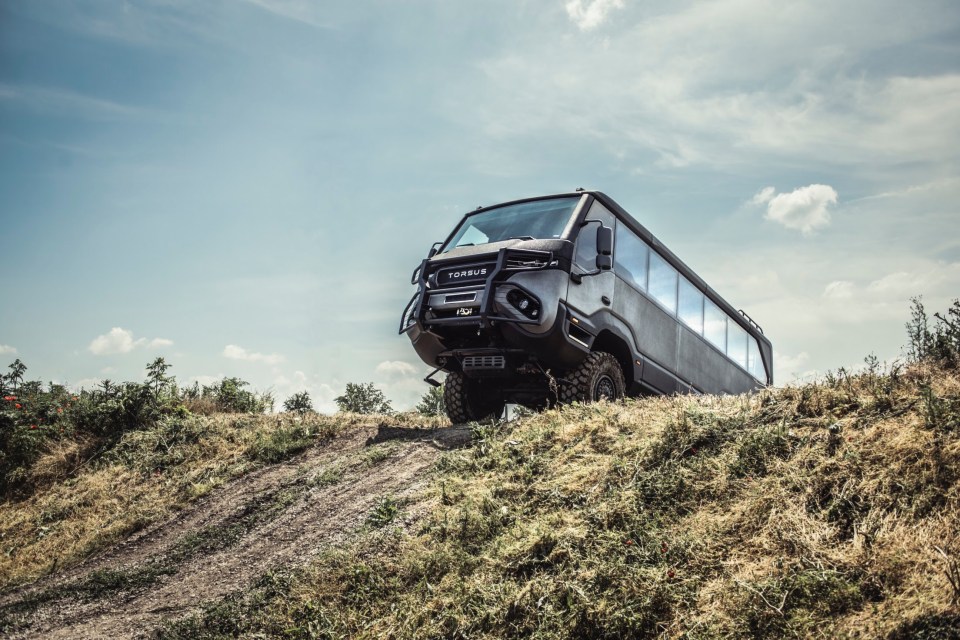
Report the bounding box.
[400,190,772,424]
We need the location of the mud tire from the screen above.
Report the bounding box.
[559,351,626,404]
[443,372,505,424]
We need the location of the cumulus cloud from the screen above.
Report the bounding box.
[0,344,16,355]
[565,0,624,31]
[222,344,284,365]
[823,280,854,299]
[866,271,923,296]
[751,186,775,206]
[88,327,173,355]
[375,360,418,379]
[761,184,838,235]
[774,351,815,383]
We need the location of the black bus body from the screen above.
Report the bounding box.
[400,190,772,423]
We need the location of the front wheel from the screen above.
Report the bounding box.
[559,351,626,404]
[443,372,506,424]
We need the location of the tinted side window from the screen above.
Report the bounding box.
[704,299,726,351]
[748,338,765,381]
[648,252,677,313]
[727,321,748,368]
[614,224,648,290]
[678,277,703,334]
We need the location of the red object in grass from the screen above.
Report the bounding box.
[625,539,633,546]
[667,569,676,579]
[660,542,668,554]
[15,403,22,409]
[57,408,63,414]
[30,425,37,430]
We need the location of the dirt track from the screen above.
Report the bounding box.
[0,422,470,639]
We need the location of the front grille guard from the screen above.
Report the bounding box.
[399,248,555,334]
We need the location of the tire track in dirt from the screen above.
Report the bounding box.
[1,423,471,639]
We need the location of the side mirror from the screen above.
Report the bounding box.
[597,226,613,256]
[596,254,613,271]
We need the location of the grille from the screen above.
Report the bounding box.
[506,257,549,269]
[462,355,506,370]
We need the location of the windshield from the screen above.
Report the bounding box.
[441,197,580,252]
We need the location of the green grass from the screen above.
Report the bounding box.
[152,361,960,639]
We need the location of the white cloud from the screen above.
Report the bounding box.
[751,186,775,206]
[456,2,959,176]
[0,83,162,121]
[88,327,174,355]
[222,344,284,365]
[89,328,138,355]
[241,0,333,28]
[0,344,17,355]
[774,351,815,383]
[565,0,624,31]
[375,360,418,379]
[823,281,854,299]
[763,184,838,235]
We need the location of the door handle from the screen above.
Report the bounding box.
[601,295,611,306]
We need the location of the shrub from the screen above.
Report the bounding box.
[282,391,313,415]
[906,297,960,366]
[335,382,392,414]
[415,385,445,417]
[182,377,273,414]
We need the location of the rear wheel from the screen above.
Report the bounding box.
[444,372,506,424]
[559,351,626,404]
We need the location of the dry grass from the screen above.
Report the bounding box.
[0,411,439,590]
[159,362,960,639]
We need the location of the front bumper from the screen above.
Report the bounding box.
[399,247,556,335]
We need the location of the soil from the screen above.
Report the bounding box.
[0,421,471,639]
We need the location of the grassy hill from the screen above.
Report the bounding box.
[1,301,959,638]
[153,361,959,639]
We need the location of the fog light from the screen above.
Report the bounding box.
[506,289,541,320]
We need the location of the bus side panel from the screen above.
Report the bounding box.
[676,327,758,394]
[613,278,678,389]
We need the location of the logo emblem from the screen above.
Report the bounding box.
[456,307,474,316]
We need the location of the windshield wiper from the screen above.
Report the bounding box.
[506,236,535,241]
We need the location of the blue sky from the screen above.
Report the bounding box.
[1,0,958,410]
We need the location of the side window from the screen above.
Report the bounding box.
[648,252,678,313]
[614,224,648,290]
[748,338,765,381]
[727,321,748,368]
[704,299,726,352]
[678,277,703,334]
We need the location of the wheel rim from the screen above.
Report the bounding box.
[594,374,616,400]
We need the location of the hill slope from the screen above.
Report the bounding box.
[2,363,959,638]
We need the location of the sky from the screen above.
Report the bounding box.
[1,0,958,411]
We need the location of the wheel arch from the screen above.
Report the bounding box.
[592,330,635,391]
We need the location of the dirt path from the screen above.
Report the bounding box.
[0,422,471,639]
